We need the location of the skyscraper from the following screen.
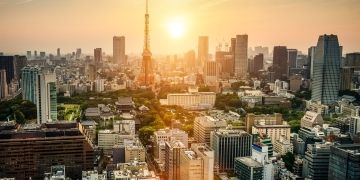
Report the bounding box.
[184,50,196,73]
[39,73,57,122]
[165,141,186,180]
[253,53,264,75]
[21,66,57,124]
[211,129,252,171]
[0,56,15,84]
[57,48,60,57]
[113,36,126,65]
[272,46,288,81]
[0,69,8,99]
[13,55,27,80]
[287,49,298,76]
[234,34,248,78]
[198,36,209,71]
[138,0,154,86]
[94,48,102,66]
[311,35,341,105]
[308,46,316,80]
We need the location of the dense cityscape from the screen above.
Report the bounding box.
[0,0,360,180]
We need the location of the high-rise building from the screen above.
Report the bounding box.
[194,116,227,145]
[138,0,154,86]
[94,48,102,66]
[211,129,252,171]
[21,66,41,104]
[13,55,27,80]
[0,122,94,179]
[0,56,15,84]
[165,141,186,180]
[40,51,46,58]
[287,49,298,70]
[253,53,264,75]
[184,50,196,73]
[302,143,332,180]
[26,51,31,59]
[198,36,209,71]
[76,48,82,59]
[340,53,360,90]
[204,61,220,85]
[39,73,57,123]
[272,46,288,81]
[0,69,8,99]
[21,67,57,124]
[86,63,96,81]
[57,48,60,57]
[308,46,316,79]
[215,51,233,77]
[113,36,126,65]
[179,143,214,180]
[328,144,360,180]
[311,35,341,105]
[234,34,248,78]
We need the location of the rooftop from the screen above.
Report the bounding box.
[235,157,263,168]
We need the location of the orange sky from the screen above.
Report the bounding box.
[0,0,359,55]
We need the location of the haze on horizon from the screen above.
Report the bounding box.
[0,0,359,55]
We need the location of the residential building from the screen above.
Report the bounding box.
[274,135,293,155]
[301,111,323,129]
[247,113,291,143]
[349,116,360,135]
[194,116,227,145]
[306,100,329,116]
[125,140,145,163]
[311,35,341,105]
[211,129,252,171]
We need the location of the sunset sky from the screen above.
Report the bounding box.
[0,0,359,55]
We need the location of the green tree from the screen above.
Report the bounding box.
[282,152,295,172]
[14,110,26,124]
[138,126,156,145]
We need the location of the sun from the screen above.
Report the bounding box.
[166,17,186,39]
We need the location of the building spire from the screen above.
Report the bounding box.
[143,0,151,55]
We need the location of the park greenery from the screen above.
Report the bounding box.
[0,96,37,124]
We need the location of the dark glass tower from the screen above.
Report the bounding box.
[311,35,341,105]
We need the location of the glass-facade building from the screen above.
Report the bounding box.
[311,35,341,105]
[21,66,57,124]
[211,129,252,171]
[328,144,360,180]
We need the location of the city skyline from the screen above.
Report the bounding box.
[0,0,360,55]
